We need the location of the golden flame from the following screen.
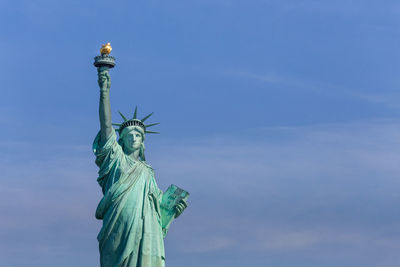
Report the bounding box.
[100,43,112,55]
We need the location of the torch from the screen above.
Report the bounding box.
[94,43,116,70]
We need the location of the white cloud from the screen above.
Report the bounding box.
[151,119,400,257]
[1,119,400,265]
[228,70,400,110]
[354,92,400,109]
[180,236,237,253]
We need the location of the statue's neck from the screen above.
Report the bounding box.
[125,149,140,161]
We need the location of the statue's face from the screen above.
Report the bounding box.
[121,126,143,154]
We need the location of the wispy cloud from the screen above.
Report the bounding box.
[354,92,400,109]
[229,70,400,109]
[151,119,400,266]
[1,119,400,266]
[228,71,325,93]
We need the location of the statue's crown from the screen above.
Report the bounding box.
[112,106,159,135]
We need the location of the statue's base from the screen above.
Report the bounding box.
[94,55,116,68]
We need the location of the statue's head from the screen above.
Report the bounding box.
[118,126,146,160]
[113,107,159,161]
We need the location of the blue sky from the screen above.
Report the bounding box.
[1,0,400,266]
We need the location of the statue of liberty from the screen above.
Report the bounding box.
[92,43,188,267]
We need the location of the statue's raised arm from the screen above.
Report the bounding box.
[98,66,113,144]
[94,43,115,145]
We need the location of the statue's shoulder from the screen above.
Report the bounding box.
[138,160,153,170]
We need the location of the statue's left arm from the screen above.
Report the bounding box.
[174,199,187,218]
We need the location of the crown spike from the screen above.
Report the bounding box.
[145,130,160,134]
[144,122,160,128]
[112,123,122,126]
[133,106,138,119]
[118,111,128,121]
[141,112,154,122]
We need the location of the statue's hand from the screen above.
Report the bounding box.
[174,199,187,218]
[98,68,111,92]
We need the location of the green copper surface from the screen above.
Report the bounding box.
[118,110,128,121]
[144,123,160,128]
[93,50,188,267]
[141,112,154,122]
[133,106,138,119]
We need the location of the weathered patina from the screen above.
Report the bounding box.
[93,43,188,267]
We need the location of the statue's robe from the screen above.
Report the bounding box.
[93,130,165,267]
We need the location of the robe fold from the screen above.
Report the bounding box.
[93,130,165,267]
